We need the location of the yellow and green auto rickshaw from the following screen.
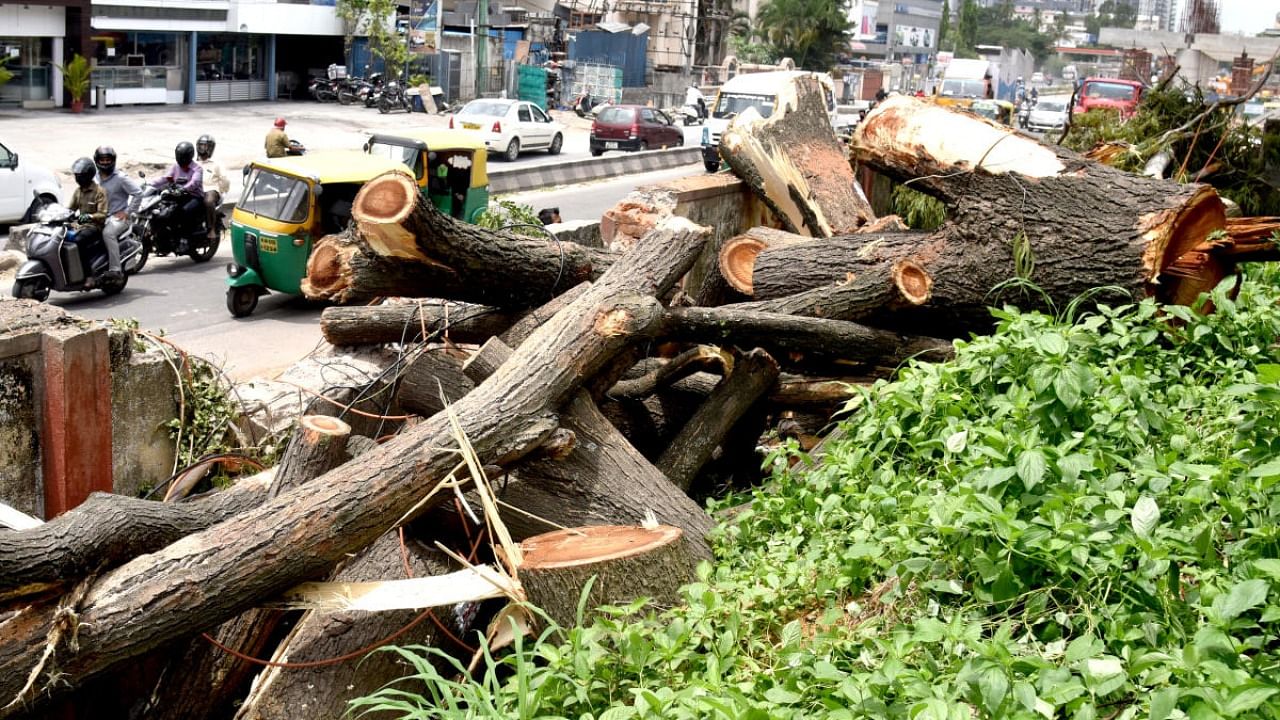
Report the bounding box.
[363,129,490,223]
[970,99,1016,126]
[225,150,412,317]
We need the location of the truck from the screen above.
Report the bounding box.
[933,58,992,109]
[1075,77,1143,119]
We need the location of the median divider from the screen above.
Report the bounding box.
[487,146,702,194]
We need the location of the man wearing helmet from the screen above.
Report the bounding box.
[265,117,290,158]
[67,157,112,278]
[196,134,229,243]
[94,145,140,277]
[152,141,205,252]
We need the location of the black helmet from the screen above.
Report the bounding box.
[175,141,195,166]
[196,134,215,160]
[93,145,117,176]
[72,157,96,188]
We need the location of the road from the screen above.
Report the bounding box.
[45,163,701,380]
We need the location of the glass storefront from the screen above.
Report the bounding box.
[196,34,267,81]
[92,31,185,68]
[0,37,54,105]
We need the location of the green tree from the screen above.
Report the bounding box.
[959,0,979,52]
[1053,11,1068,42]
[728,10,753,40]
[336,0,409,79]
[755,0,849,69]
[729,34,778,64]
[937,0,950,52]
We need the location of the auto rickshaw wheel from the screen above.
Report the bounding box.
[227,286,259,317]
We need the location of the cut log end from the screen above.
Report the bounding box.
[303,238,350,298]
[893,260,933,305]
[1147,186,1231,306]
[301,414,352,437]
[353,172,421,226]
[520,525,684,570]
[719,235,767,295]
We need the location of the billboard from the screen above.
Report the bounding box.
[847,0,880,41]
[893,24,934,49]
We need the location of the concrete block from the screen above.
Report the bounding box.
[110,336,180,498]
[4,224,34,253]
[547,219,602,248]
[0,358,41,518]
[40,325,114,518]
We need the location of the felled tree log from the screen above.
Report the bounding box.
[656,348,779,491]
[394,346,475,418]
[0,217,709,716]
[608,346,732,399]
[305,172,618,307]
[143,416,353,720]
[462,338,714,558]
[851,96,1232,312]
[719,227,807,294]
[320,300,519,347]
[720,75,874,237]
[520,525,697,631]
[0,474,272,604]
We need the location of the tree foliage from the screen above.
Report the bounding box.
[336,0,409,78]
[937,0,950,54]
[0,57,12,88]
[1086,0,1138,36]
[754,0,849,70]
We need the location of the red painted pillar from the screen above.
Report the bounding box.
[40,327,113,518]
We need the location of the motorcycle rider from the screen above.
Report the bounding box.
[196,134,229,244]
[94,145,140,277]
[265,117,290,158]
[685,84,706,120]
[67,157,112,281]
[151,141,204,253]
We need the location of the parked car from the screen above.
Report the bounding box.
[0,139,62,224]
[448,99,565,161]
[590,105,684,156]
[1027,96,1071,133]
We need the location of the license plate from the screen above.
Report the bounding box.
[259,236,278,253]
[462,122,481,130]
[605,142,618,149]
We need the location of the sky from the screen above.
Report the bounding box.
[1217,0,1280,35]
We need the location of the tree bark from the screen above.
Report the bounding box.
[0,475,272,605]
[719,227,808,295]
[519,525,697,631]
[607,346,732,399]
[656,348,780,492]
[851,95,1232,312]
[393,346,475,418]
[0,216,709,717]
[499,282,592,347]
[301,232,470,306]
[320,300,520,347]
[305,171,618,308]
[720,75,874,237]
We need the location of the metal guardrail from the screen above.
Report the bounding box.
[487,146,701,194]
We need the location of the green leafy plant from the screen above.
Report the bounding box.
[891,184,946,230]
[0,56,13,89]
[475,200,545,235]
[57,53,92,104]
[336,0,409,79]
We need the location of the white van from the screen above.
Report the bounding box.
[0,139,61,224]
[700,70,838,172]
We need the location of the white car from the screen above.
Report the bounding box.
[0,139,61,224]
[1027,97,1071,133]
[449,99,566,161]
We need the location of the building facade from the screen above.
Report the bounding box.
[0,0,90,108]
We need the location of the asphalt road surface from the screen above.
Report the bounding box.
[44,163,702,380]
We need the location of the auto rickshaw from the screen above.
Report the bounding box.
[363,129,489,223]
[970,99,1016,127]
[225,151,412,317]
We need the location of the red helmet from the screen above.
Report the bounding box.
[273,117,287,128]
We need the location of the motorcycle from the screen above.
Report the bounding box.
[11,202,143,300]
[132,181,222,269]
[572,92,612,118]
[1018,98,1034,129]
[377,81,412,114]
[361,72,385,107]
[676,103,702,126]
[308,77,338,103]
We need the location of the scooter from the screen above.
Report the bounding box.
[1018,99,1034,129]
[676,103,702,126]
[133,181,222,267]
[11,202,143,300]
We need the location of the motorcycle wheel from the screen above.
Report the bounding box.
[100,272,127,296]
[378,97,391,114]
[227,286,259,318]
[190,234,219,263]
[131,234,152,274]
[12,276,51,302]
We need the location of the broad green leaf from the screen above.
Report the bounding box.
[1017,449,1048,490]
[1013,681,1038,712]
[978,665,1009,713]
[1130,496,1160,538]
[1053,369,1082,409]
[1039,332,1069,355]
[945,429,968,453]
[1255,559,1280,579]
[1065,634,1100,663]
[1223,686,1278,715]
[1149,687,1178,720]
[763,686,803,704]
[1215,579,1269,621]
[1247,458,1280,478]
[1256,363,1280,384]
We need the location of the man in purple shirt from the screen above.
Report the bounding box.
[153,141,205,252]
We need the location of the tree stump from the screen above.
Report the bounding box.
[519,525,697,631]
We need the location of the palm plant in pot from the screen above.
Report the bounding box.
[58,54,92,113]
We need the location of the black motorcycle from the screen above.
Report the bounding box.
[377,81,412,114]
[309,77,338,102]
[12,203,143,300]
[132,182,222,271]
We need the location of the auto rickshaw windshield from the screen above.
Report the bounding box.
[240,168,310,223]
[366,141,424,177]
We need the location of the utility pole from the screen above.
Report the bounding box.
[476,0,489,97]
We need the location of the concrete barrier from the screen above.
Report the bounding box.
[488,147,701,194]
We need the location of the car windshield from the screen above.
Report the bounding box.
[367,141,423,177]
[240,168,310,223]
[940,79,987,97]
[1036,100,1066,112]
[1084,82,1137,101]
[459,100,512,117]
[713,93,775,119]
[597,106,636,124]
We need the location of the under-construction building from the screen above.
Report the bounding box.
[1180,0,1220,35]
[559,0,729,71]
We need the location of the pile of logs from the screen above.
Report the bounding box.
[1,85,1268,719]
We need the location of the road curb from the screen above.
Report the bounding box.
[487,147,701,194]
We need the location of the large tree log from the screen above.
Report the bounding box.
[462,338,715,558]
[0,217,709,716]
[0,474,272,605]
[393,346,475,418]
[849,96,1231,316]
[720,75,874,237]
[300,232,470,306]
[305,172,618,307]
[656,348,780,491]
[321,300,519,347]
[519,525,697,631]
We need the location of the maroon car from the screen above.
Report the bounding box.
[589,105,684,156]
